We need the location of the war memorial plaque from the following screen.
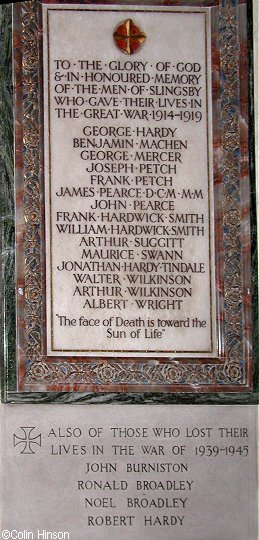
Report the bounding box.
[1,4,257,538]
[4,0,255,395]
[44,7,215,356]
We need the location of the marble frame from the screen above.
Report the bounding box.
[12,0,254,393]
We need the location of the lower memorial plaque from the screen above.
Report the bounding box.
[0,404,258,539]
[4,0,256,394]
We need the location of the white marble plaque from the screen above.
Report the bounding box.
[1,405,257,539]
[43,5,216,356]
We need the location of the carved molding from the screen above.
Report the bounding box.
[18,0,251,390]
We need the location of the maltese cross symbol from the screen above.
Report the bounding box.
[113,19,146,55]
[13,427,42,454]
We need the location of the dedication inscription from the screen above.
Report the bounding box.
[43,6,216,356]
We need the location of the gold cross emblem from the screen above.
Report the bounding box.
[113,19,146,55]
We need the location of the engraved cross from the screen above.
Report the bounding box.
[13,427,42,454]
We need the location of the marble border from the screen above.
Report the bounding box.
[14,0,253,392]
